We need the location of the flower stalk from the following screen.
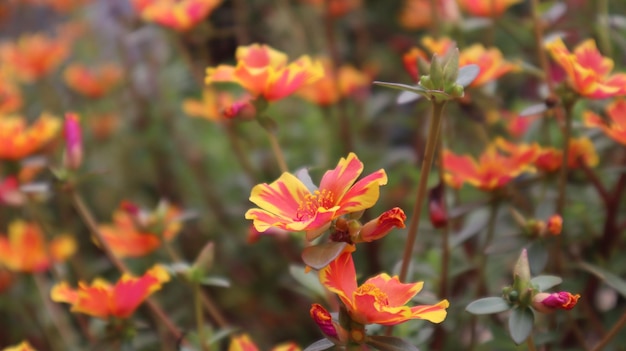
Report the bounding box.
[399,100,447,282]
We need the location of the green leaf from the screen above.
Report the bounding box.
[289,264,326,298]
[366,335,420,351]
[578,261,626,298]
[466,297,511,315]
[530,275,562,292]
[303,338,335,351]
[508,307,534,345]
[198,276,231,288]
[429,54,444,88]
[456,65,480,87]
[301,242,348,270]
[373,81,428,96]
[397,90,422,105]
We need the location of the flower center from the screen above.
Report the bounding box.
[295,189,335,221]
[356,283,389,307]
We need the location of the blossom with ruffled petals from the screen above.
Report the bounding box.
[319,251,449,325]
[584,99,626,145]
[298,58,370,106]
[245,153,387,239]
[0,221,76,273]
[459,44,518,87]
[64,63,122,99]
[443,140,539,191]
[457,0,521,17]
[135,0,223,32]
[2,341,37,351]
[206,44,324,102]
[356,207,406,243]
[532,291,580,313]
[51,265,169,319]
[546,38,626,99]
[99,201,183,258]
[183,88,252,122]
[0,113,61,160]
[0,33,69,82]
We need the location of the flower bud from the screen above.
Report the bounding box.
[63,112,82,170]
[355,207,406,243]
[513,249,531,285]
[222,100,255,120]
[428,183,447,228]
[546,215,562,235]
[532,291,580,313]
[310,304,347,344]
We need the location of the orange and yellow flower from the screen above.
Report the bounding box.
[0,113,61,160]
[584,99,626,145]
[183,88,252,122]
[0,33,69,82]
[228,334,301,351]
[64,63,122,99]
[2,341,37,351]
[134,0,223,32]
[0,220,76,273]
[297,58,370,106]
[0,67,22,114]
[546,38,626,99]
[206,44,324,102]
[245,153,387,239]
[99,201,183,258]
[443,139,539,191]
[457,0,521,17]
[402,47,428,82]
[534,138,598,173]
[51,265,169,319]
[319,251,449,325]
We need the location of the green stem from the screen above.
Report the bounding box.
[596,0,612,58]
[526,334,537,351]
[33,274,77,350]
[265,127,289,173]
[398,101,447,282]
[591,308,626,351]
[195,284,208,351]
[437,142,450,300]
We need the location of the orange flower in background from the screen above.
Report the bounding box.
[534,138,598,173]
[399,0,459,30]
[99,201,184,258]
[245,153,387,239]
[183,88,252,122]
[459,44,518,87]
[51,265,169,319]
[64,63,122,99]
[546,38,626,99]
[301,0,362,17]
[443,139,539,191]
[89,112,119,140]
[0,33,69,82]
[319,251,449,325]
[206,44,324,102]
[297,58,370,106]
[0,67,22,114]
[2,341,37,351]
[402,47,428,82]
[0,113,61,161]
[532,291,580,313]
[0,220,76,273]
[457,0,522,17]
[546,214,562,235]
[584,99,626,145]
[135,0,223,32]
[421,36,455,56]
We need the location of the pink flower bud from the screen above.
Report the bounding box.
[222,100,255,120]
[532,291,580,313]
[63,113,82,170]
[310,304,346,343]
[356,207,406,243]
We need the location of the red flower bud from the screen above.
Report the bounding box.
[546,215,562,235]
[356,207,406,243]
[532,291,580,313]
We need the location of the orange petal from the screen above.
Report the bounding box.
[318,251,357,308]
[362,273,423,306]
